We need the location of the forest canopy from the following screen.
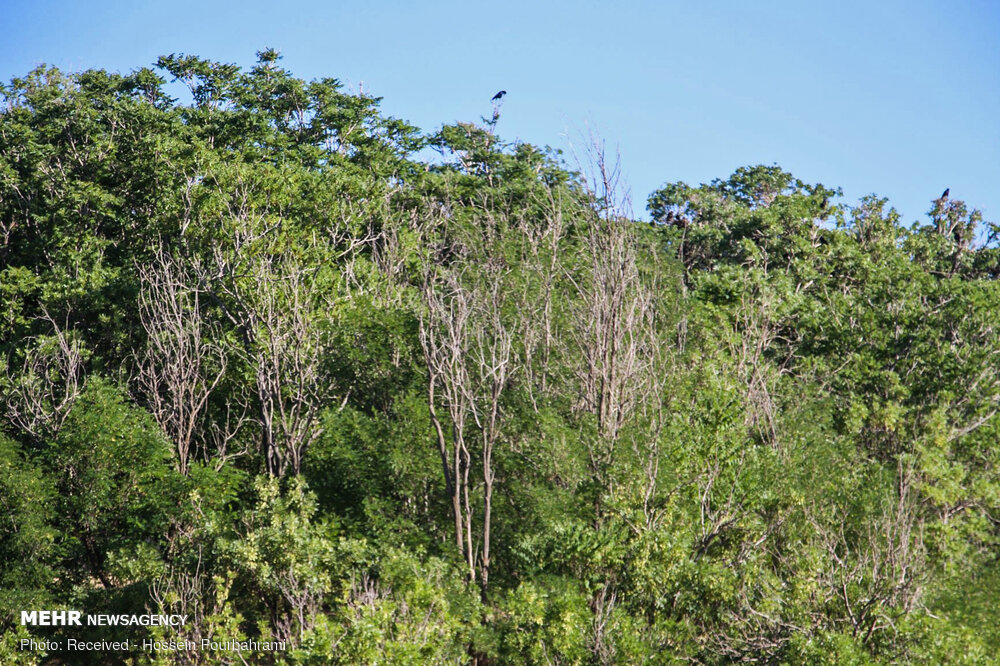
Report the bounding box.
[1,51,999,664]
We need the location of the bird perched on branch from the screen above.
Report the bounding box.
[491,90,506,102]
[941,188,950,200]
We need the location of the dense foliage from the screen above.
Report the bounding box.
[1,52,998,664]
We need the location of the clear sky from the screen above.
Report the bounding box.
[2,0,997,223]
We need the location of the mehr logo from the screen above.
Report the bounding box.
[21,611,82,626]
[21,610,188,626]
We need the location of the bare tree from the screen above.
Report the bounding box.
[420,269,477,583]
[570,138,660,462]
[469,260,514,592]
[567,137,672,666]
[249,256,332,476]
[135,247,226,474]
[185,187,343,476]
[2,308,84,438]
[418,207,515,594]
[514,186,569,406]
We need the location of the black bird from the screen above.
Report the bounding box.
[941,188,950,200]
[491,90,506,102]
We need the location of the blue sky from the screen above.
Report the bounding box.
[2,0,997,223]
